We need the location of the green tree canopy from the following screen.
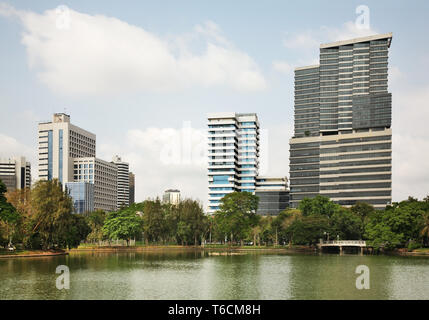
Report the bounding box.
[365,198,426,250]
[142,199,168,243]
[102,209,143,245]
[298,195,340,218]
[0,179,20,246]
[27,179,84,250]
[214,192,259,245]
[176,199,207,245]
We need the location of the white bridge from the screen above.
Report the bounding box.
[318,240,367,254]
[318,240,366,247]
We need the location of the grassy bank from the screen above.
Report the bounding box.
[0,249,68,258]
[70,243,316,253]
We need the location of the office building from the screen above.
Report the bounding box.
[129,172,135,205]
[38,113,96,183]
[0,157,31,191]
[255,177,290,216]
[207,112,260,213]
[289,33,393,209]
[73,157,117,212]
[163,189,181,205]
[112,155,130,209]
[65,182,94,214]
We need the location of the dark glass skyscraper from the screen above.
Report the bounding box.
[289,33,393,209]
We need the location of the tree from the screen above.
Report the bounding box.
[365,219,402,250]
[351,202,375,237]
[259,216,274,246]
[102,209,143,245]
[274,209,302,246]
[64,214,91,249]
[298,195,339,218]
[85,210,107,242]
[5,187,32,244]
[287,214,330,246]
[176,221,191,246]
[0,179,20,247]
[27,179,76,250]
[420,212,429,246]
[365,199,425,250]
[176,199,207,245]
[330,207,363,240]
[214,192,259,245]
[142,199,168,243]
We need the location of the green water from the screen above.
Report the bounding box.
[0,250,428,300]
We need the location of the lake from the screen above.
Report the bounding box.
[1,250,428,300]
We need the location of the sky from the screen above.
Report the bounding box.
[0,0,429,207]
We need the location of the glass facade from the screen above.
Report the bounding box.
[255,191,290,216]
[47,130,53,180]
[290,34,393,209]
[65,182,94,214]
[59,129,63,183]
[207,113,259,213]
[294,66,320,137]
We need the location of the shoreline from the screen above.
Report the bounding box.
[0,251,68,259]
[1,245,429,259]
[69,245,317,254]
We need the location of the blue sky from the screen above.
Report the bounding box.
[1,0,429,205]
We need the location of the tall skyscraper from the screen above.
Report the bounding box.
[129,172,135,205]
[112,155,130,209]
[289,33,393,209]
[207,113,260,214]
[0,157,31,191]
[38,113,96,183]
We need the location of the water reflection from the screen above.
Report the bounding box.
[0,251,428,300]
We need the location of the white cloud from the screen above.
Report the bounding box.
[274,21,379,74]
[98,124,208,206]
[283,21,378,52]
[0,134,34,159]
[393,134,429,201]
[282,32,320,50]
[392,84,429,201]
[0,4,266,96]
[272,61,294,75]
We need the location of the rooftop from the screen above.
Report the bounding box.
[320,32,393,49]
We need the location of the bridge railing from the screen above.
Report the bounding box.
[319,240,366,246]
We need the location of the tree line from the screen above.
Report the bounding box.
[1,178,428,251]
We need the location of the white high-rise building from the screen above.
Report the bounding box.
[0,157,31,191]
[163,189,181,206]
[112,155,130,209]
[38,113,96,184]
[38,113,123,212]
[207,112,259,213]
[73,157,117,212]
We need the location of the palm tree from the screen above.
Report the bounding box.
[420,212,429,247]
